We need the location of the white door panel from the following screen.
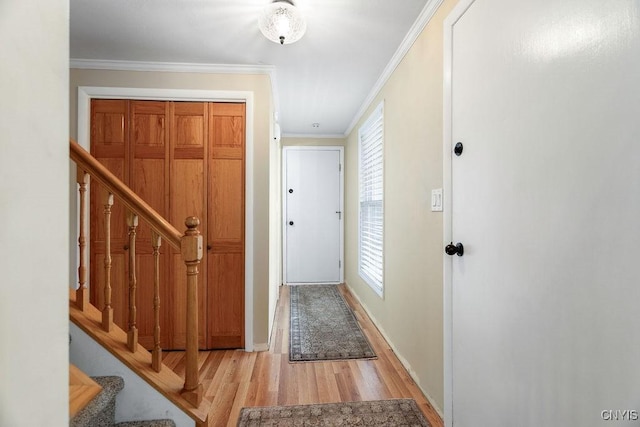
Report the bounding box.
[447,0,640,425]
[284,147,343,283]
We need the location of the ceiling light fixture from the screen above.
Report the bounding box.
[258,0,307,45]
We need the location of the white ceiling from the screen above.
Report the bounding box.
[70,0,430,137]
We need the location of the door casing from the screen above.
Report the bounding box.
[76,86,257,351]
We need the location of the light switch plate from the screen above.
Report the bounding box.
[431,188,443,212]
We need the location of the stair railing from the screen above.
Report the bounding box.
[70,139,203,408]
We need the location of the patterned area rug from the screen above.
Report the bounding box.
[289,285,376,362]
[237,399,431,426]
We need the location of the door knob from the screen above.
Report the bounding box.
[289,221,294,226]
[207,244,212,250]
[445,242,464,256]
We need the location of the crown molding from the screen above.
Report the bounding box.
[344,0,445,136]
[70,58,280,129]
[70,58,275,75]
[282,133,347,140]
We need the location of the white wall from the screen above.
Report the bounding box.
[0,1,70,426]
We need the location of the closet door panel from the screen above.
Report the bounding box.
[207,102,245,348]
[210,160,244,242]
[91,99,127,158]
[207,160,244,348]
[90,100,129,322]
[208,253,244,348]
[170,102,208,349]
[130,100,170,349]
[171,161,205,224]
[210,103,244,159]
[131,101,167,149]
[132,159,166,239]
[130,158,167,348]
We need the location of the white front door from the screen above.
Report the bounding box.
[284,147,343,284]
[445,0,640,425]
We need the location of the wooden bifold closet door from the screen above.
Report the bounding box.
[89,99,245,350]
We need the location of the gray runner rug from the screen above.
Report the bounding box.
[237,399,431,426]
[289,285,376,362]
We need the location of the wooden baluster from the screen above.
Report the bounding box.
[151,231,162,372]
[102,193,114,331]
[180,217,203,407]
[127,212,139,352]
[76,170,90,310]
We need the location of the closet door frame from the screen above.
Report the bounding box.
[76,86,256,351]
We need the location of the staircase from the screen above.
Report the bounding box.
[70,371,175,427]
[69,140,210,427]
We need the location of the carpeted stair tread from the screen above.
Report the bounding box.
[115,420,176,427]
[71,376,124,427]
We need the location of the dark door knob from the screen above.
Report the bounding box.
[289,221,294,226]
[445,242,464,256]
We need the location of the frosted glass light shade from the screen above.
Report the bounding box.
[258,1,307,45]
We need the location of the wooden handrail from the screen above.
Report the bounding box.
[70,138,204,409]
[70,140,182,249]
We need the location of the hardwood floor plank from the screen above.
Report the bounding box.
[303,363,320,404]
[277,357,298,405]
[333,361,363,402]
[356,360,392,401]
[208,383,239,427]
[226,380,254,426]
[163,284,444,427]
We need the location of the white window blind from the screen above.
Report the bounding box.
[358,102,384,296]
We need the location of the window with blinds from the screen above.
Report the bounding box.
[358,102,384,297]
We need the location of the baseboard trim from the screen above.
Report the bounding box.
[344,282,444,418]
[253,343,269,352]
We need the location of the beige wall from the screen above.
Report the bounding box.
[69,69,274,345]
[0,1,70,425]
[344,0,458,412]
[282,137,346,147]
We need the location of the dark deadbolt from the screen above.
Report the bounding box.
[289,188,294,193]
[454,142,463,156]
[289,221,294,226]
[445,242,464,256]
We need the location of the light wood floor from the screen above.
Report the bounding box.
[162,284,444,427]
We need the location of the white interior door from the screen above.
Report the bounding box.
[445,0,640,425]
[284,147,343,284]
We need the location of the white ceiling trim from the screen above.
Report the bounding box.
[281,133,347,139]
[70,58,280,123]
[70,58,275,75]
[343,0,445,137]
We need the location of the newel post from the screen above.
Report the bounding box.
[180,217,203,407]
